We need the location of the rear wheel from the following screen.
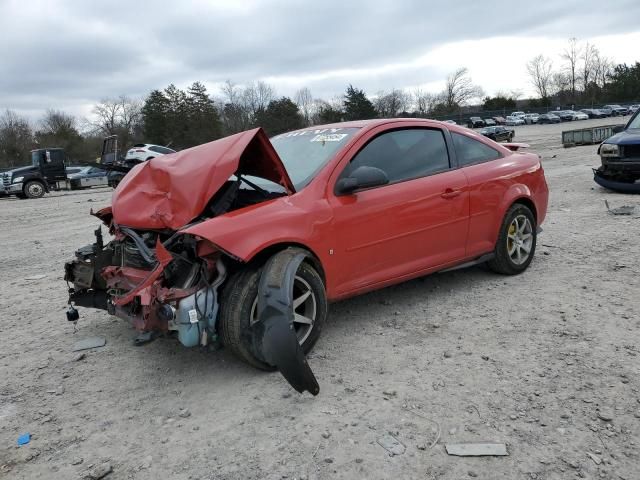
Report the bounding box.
[219,258,327,370]
[488,204,536,275]
[24,181,45,199]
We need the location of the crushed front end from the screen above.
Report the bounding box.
[64,209,226,348]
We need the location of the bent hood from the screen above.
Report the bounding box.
[603,129,640,145]
[111,128,295,230]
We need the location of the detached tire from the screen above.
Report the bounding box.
[24,181,45,199]
[219,257,327,370]
[488,203,537,275]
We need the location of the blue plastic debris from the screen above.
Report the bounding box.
[17,433,31,446]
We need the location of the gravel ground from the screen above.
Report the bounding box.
[1,117,639,480]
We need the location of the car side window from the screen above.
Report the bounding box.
[342,128,450,184]
[452,132,501,167]
[150,146,175,154]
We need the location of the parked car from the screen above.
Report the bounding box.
[479,126,514,142]
[603,105,628,116]
[537,113,561,124]
[505,115,525,126]
[125,144,176,163]
[595,109,640,191]
[483,118,497,127]
[64,119,549,394]
[443,120,457,125]
[573,111,589,121]
[580,109,607,119]
[66,166,109,190]
[523,113,539,124]
[492,116,506,125]
[467,117,485,128]
[629,105,640,114]
[555,110,576,121]
[510,111,526,118]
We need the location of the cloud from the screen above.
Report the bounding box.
[1,0,638,119]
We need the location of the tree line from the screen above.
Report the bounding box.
[525,38,638,106]
[1,38,638,168]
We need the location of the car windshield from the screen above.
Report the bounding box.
[271,127,360,189]
[627,114,640,129]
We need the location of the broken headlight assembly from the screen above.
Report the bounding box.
[600,143,620,158]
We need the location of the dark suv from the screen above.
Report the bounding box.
[467,117,485,128]
[594,109,640,191]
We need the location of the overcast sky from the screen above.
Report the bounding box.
[2,0,639,121]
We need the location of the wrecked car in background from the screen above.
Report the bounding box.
[594,109,640,193]
[64,119,549,394]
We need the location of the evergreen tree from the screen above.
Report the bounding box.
[316,104,343,124]
[343,85,377,121]
[185,81,222,145]
[164,84,190,149]
[255,97,304,136]
[141,89,169,145]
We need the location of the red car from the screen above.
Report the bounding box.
[65,119,548,394]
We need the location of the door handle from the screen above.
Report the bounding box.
[441,188,461,199]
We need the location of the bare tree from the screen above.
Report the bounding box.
[221,80,242,106]
[561,38,581,97]
[550,72,570,96]
[0,110,33,167]
[89,95,141,139]
[374,89,410,117]
[581,42,599,91]
[243,81,275,117]
[526,55,554,99]
[294,87,314,126]
[413,88,437,116]
[91,98,121,135]
[592,51,613,88]
[442,68,484,110]
[39,109,77,135]
[118,95,142,137]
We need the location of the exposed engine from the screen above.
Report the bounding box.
[64,176,287,347]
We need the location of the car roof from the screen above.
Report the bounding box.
[280,118,494,142]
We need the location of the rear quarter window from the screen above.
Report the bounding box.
[452,132,501,167]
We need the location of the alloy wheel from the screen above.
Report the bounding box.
[507,214,533,265]
[250,275,317,344]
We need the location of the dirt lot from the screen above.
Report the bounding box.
[1,118,639,480]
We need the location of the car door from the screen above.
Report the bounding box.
[328,126,469,296]
[451,131,511,257]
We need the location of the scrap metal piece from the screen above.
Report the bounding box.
[445,443,509,456]
[377,434,406,456]
[254,249,320,395]
[604,200,636,216]
[72,337,106,352]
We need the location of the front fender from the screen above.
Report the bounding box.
[183,197,333,266]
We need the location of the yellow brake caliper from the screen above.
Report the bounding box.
[508,223,516,252]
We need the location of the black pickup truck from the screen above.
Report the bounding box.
[1,148,68,198]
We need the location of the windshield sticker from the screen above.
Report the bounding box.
[274,128,344,140]
[310,133,348,143]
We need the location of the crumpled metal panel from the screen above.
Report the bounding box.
[111,128,294,230]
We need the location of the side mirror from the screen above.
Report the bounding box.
[335,166,389,195]
[612,125,625,134]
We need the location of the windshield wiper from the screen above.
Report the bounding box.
[238,175,270,198]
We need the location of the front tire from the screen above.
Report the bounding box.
[488,204,536,275]
[24,181,45,199]
[219,258,327,370]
